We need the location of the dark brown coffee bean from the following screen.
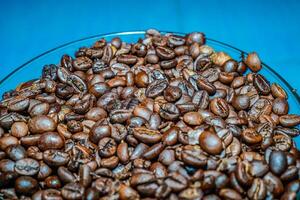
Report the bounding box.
[165,172,188,192]
[164,86,182,102]
[146,79,168,98]
[15,158,40,176]
[192,91,209,109]
[182,145,207,167]
[133,127,161,144]
[38,132,64,151]
[57,166,76,183]
[263,172,284,197]
[11,122,28,138]
[15,176,38,196]
[98,137,117,158]
[253,74,271,95]
[159,103,180,121]
[158,149,175,166]
[279,114,300,127]
[219,188,242,200]
[269,151,287,175]
[245,52,262,72]
[100,156,119,169]
[156,46,175,60]
[210,98,229,118]
[73,56,93,71]
[197,79,216,95]
[160,59,177,69]
[271,83,287,99]
[61,182,85,200]
[130,173,156,187]
[43,150,70,166]
[55,83,74,99]
[28,115,57,134]
[143,142,164,160]
[117,142,129,164]
[119,184,140,200]
[199,131,223,155]
[117,54,138,65]
[5,144,26,161]
[183,112,203,126]
[0,136,18,150]
[241,128,262,145]
[89,124,111,144]
[232,94,250,111]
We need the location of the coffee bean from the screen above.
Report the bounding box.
[165,172,188,192]
[5,144,26,161]
[232,95,250,111]
[119,184,140,200]
[15,176,38,196]
[38,132,64,151]
[43,150,69,166]
[269,151,287,175]
[199,131,223,155]
[245,52,262,72]
[253,74,271,95]
[98,137,117,157]
[219,188,242,200]
[159,103,180,120]
[183,112,203,126]
[210,98,229,118]
[279,114,300,127]
[28,115,57,134]
[133,127,161,144]
[61,182,84,200]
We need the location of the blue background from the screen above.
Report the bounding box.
[0,1,300,146]
[0,0,299,91]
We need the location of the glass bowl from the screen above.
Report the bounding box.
[1,31,300,147]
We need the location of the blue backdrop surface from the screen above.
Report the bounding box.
[0,1,300,144]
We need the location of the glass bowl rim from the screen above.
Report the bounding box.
[1,30,299,104]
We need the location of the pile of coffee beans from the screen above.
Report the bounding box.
[0,29,300,200]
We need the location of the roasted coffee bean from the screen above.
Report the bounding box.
[98,137,117,157]
[269,151,287,175]
[263,172,284,197]
[146,79,168,98]
[156,46,175,60]
[135,71,149,88]
[43,150,70,166]
[5,144,26,161]
[119,184,140,200]
[164,86,182,102]
[245,52,262,72]
[165,172,188,192]
[210,98,229,118]
[182,145,207,167]
[253,74,271,95]
[15,176,38,195]
[61,182,85,200]
[199,131,223,155]
[11,121,28,138]
[183,112,203,126]
[271,83,287,99]
[241,128,262,145]
[0,135,19,150]
[197,79,216,95]
[272,98,289,115]
[160,103,180,120]
[28,115,57,134]
[42,64,58,80]
[232,95,250,111]
[38,132,64,151]
[279,114,300,127]
[15,158,40,176]
[73,56,93,71]
[55,83,74,99]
